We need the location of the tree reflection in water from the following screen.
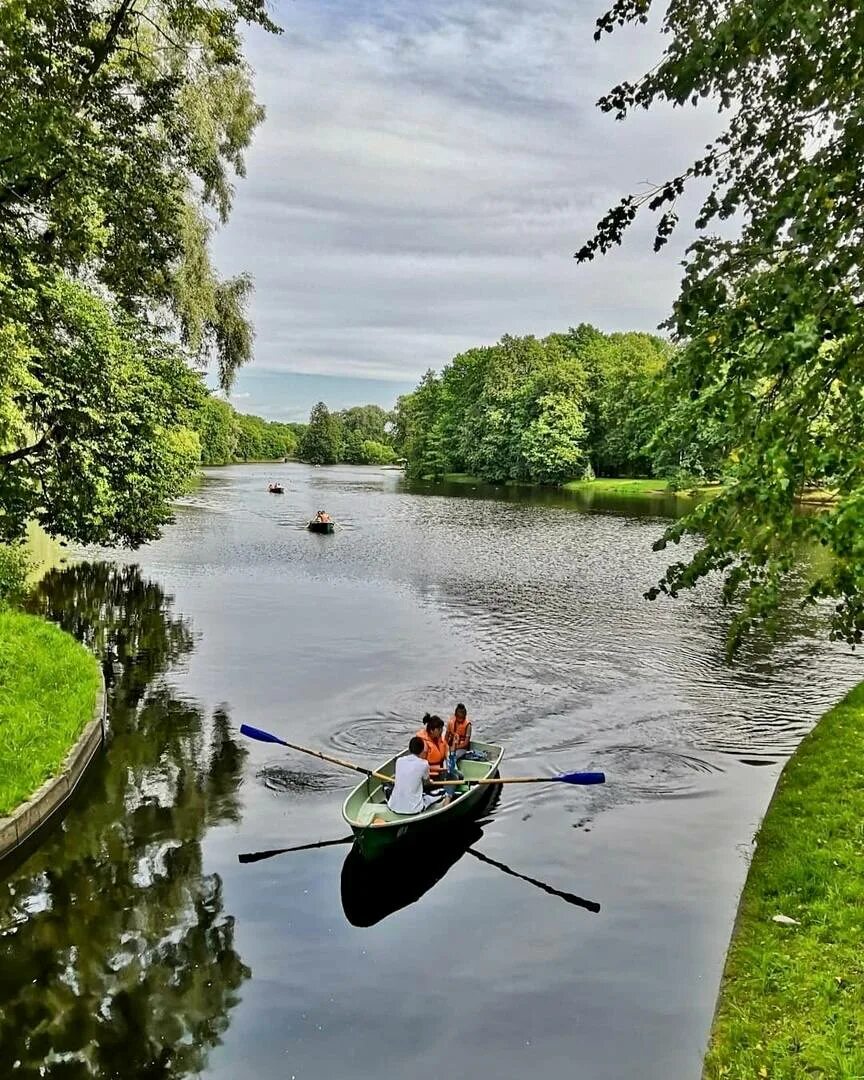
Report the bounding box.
[0,563,249,1079]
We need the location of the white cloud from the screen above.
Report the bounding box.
[212,0,722,384]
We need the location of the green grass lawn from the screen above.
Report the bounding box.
[561,477,673,494]
[703,682,864,1079]
[0,610,101,817]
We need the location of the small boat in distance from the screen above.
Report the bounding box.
[307,519,335,534]
[342,739,504,859]
[268,483,284,494]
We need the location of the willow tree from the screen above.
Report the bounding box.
[580,0,864,649]
[0,0,278,545]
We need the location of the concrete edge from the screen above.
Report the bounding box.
[0,669,106,863]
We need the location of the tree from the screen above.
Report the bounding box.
[299,402,342,465]
[1,277,204,546]
[338,405,392,462]
[0,0,277,545]
[196,397,240,466]
[579,0,864,649]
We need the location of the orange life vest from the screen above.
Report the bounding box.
[446,715,471,751]
[417,728,449,775]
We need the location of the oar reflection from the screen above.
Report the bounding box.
[238,825,601,925]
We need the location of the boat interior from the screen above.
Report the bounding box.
[343,741,503,827]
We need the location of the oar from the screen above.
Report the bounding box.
[239,724,394,784]
[238,836,354,863]
[431,770,605,787]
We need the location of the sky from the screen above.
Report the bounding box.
[211,0,718,423]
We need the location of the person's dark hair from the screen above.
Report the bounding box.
[454,703,467,719]
[423,712,444,733]
[409,736,425,755]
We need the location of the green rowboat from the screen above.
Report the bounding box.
[307,520,335,534]
[341,739,503,859]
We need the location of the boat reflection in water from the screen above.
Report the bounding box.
[340,817,601,927]
[239,799,601,928]
[341,818,487,927]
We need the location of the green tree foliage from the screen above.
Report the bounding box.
[0,542,31,606]
[195,397,241,466]
[1,277,204,546]
[339,405,394,463]
[0,0,276,545]
[195,397,297,465]
[299,402,343,465]
[579,0,864,648]
[396,329,671,484]
[357,439,397,465]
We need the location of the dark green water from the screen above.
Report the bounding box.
[1,464,859,1079]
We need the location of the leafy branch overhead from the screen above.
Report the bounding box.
[0,0,279,545]
[580,0,864,651]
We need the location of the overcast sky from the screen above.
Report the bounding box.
[212,0,717,421]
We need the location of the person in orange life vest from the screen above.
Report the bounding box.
[416,714,453,780]
[446,703,472,761]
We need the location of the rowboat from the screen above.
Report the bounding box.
[268,484,284,494]
[341,739,503,859]
[307,520,335,534]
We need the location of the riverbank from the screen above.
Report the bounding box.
[438,473,714,496]
[0,610,101,816]
[703,682,864,1078]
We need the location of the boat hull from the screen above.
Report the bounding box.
[342,740,503,860]
[307,520,335,534]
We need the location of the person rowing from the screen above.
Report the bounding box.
[387,736,451,814]
[315,509,331,523]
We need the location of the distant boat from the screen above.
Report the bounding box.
[268,484,284,494]
[307,519,335,534]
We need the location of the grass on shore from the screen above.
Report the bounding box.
[0,610,101,817]
[703,681,864,1079]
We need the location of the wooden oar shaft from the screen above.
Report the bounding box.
[274,737,393,785]
[431,775,568,787]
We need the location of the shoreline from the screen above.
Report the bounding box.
[0,611,105,865]
[702,681,864,1076]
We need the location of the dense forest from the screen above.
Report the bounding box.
[393,325,690,485]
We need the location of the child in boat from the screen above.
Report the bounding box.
[387,736,449,814]
[446,703,472,761]
[417,713,452,780]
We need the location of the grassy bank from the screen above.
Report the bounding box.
[434,473,716,496]
[703,682,864,1079]
[0,610,101,817]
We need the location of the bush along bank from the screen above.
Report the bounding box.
[703,681,864,1079]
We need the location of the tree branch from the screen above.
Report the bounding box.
[0,433,50,466]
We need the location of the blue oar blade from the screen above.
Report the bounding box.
[558,771,606,785]
[240,723,288,746]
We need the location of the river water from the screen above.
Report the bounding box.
[1,464,860,1079]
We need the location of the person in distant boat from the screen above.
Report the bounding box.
[417,713,453,780]
[446,703,472,761]
[315,509,331,523]
[387,736,449,814]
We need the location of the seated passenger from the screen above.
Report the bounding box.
[387,736,449,814]
[417,713,451,779]
[446,703,472,761]
[315,509,331,523]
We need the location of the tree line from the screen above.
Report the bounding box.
[196,397,398,467]
[393,325,687,485]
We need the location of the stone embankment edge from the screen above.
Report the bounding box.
[0,670,106,862]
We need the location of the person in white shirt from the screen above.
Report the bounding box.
[387,736,450,815]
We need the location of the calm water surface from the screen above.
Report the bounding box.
[2,464,860,1079]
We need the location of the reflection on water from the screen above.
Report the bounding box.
[1,565,248,1080]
